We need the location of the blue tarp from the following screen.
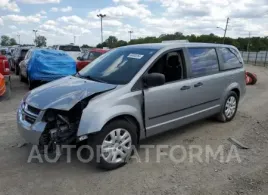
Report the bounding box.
[27,49,76,81]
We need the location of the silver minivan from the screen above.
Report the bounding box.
[17,43,246,169]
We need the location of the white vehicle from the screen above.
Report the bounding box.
[53,45,82,60]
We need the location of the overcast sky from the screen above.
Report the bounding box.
[0,0,267,46]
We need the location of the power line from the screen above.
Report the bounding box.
[97,14,106,43]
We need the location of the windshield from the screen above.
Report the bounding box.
[79,47,158,85]
[59,45,81,52]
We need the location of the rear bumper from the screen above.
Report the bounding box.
[17,105,47,145]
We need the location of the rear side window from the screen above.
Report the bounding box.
[59,46,81,52]
[219,48,242,70]
[188,48,219,77]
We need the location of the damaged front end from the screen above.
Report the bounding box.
[17,76,117,153]
[38,98,89,153]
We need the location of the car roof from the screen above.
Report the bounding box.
[57,45,80,47]
[19,47,32,50]
[90,48,109,53]
[121,42,237,50]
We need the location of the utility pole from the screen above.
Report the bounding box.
[17,34,20,45]
[74,36,76,44]
[33,29,38,46]
[128,30,133,41]
[97,14,106,43]
[223,17,229,44]
[247,32,251,52]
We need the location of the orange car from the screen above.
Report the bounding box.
[0,73,6,96]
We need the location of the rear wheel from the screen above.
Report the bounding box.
[217,91,238,122]
[89,119,137,170]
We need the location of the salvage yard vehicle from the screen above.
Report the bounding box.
[17,43,246,170]
[19,49,77,89]
[0,53,11,88]
[12,46,32,75]
[76,48,109,71]
[0,73,6,97]
[53,44,82,60]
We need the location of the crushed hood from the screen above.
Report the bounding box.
[25,76,116,110]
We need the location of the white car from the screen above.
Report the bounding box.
[53,45,82,60]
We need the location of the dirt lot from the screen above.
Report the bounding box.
[0,65,268,195]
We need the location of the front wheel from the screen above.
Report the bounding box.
[89,119,138,170]
[217,91,238,122]
[19,70,27,83]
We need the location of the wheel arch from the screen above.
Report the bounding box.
[102,114,141,143]
[231,88,240,101]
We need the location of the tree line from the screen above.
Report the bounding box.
[1,35,47,47]
[2,32,268,51]
[97,32,268,51]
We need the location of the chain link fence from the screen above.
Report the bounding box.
[240,51,268,66]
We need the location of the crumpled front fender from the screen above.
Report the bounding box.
[77,104,143,137]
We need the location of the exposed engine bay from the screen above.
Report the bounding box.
[38,98,90,153]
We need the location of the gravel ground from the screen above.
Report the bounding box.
[0,65,268,195]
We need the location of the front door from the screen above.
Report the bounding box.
[143,49,198,136]
[144,79,196,137]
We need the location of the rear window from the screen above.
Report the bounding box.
[21,49,29,58]
[59,46,81,52]
[188,48,219,77]
[219,48,243,70]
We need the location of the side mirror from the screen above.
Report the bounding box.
[143,73,165,88]
[77,56,82,61]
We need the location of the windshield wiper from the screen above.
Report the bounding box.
[76,72,107,83]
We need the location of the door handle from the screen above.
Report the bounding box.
[194,82,203,88]
[180,86,191,90]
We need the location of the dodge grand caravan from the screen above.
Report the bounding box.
[17,43,246,169]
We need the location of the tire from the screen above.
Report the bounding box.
[28,77,36,90]
[19,70,27,83]
[89,119,138,170]
[216,91,238,122]
[15,64,20,75]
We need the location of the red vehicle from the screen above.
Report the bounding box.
[0,55,10,82]
[0,73,6,96]
[0,54,10,98]
[76,48,108,71]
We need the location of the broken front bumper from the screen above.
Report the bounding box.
[17,104,47,145]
